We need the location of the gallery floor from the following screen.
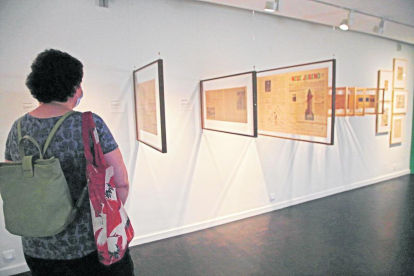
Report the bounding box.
[14,174,414,275]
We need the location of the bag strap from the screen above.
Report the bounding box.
[17,117,23,142]
[43,111,75,156]
[17,111,75,158]
[82,112,107,168]
[18,136,43,159]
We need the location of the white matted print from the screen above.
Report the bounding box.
[393,59,407,89]
[200,72,257,137]
[378,70,393,101]
[390,114,404,145]
[376,101,391,134]
[133,59,167,153]
[392,90,408,114]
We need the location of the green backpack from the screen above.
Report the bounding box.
[0,111,88,237]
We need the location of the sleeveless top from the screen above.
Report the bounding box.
[4,112,118,260]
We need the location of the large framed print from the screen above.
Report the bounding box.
[392,90,408,114]
[378,70,393,101]
[390,114,404,145]
[364,88,377,115]
[200,71,257,137]
[133,59,167,153]
[393,59,407,89]
[376,101,391,134]
[346,87,356,116]
[328,87,346,117]
[257,59,335,145]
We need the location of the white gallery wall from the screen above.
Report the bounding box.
[0,0,413,274]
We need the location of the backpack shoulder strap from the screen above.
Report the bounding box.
[42,111,75,156]
[17,117,23,142]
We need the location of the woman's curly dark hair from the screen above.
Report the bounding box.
[26,49,83,103]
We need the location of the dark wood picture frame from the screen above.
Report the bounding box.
[200,71,258,137]
[133,59,167,153]
[256,59,336,145]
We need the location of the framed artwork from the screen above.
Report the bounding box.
[393,59,407,89]
[200,71,257,137]
[376,101,391,134]
[392,90,408,114]
[390,114,404,144]
[257,59,335,145]
[328,87,347,117]
[364,88,378,115]
[133,59,167,153]
[346,87,356,116]
[355,88,366,116]
[377,89,386,114]
[378,70,393,101]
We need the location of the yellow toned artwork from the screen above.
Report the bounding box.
[376,101,391,134]
[355,88,366,116]
[136,79,158,135]
[365,95,376,109]
[205,86,248,123]
[391,114,404,144]
[257,68,329,138]
[347,87,356,116]
[396,94,406,109]
[381,105,390,127]
[393,118,402,139]
[397,67,404,81]
[327,88,346,116]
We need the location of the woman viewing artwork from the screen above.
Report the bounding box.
[4,49,134,275]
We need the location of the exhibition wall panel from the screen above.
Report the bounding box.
[0,0,413,274]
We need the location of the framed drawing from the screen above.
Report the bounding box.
[133,59,167,153]
[377,89,386,114]
[257,59,335,145]
[393,59,407,89]
[200,71,257,137]
[376,101,391,134]
[390,114,404,144]
[364,88,377,115]
[328,87,346,117]
[378,70,393,101]
[392,90,408,114]
[355,88,366,116]
[346,87,356,116]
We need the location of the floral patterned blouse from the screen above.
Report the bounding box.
[4,112,118,260]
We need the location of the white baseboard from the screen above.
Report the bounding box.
[130,169,411,247]
[0,262,29,276]
[1,170,409,276]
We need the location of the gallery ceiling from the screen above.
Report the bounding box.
[194,0,414,45]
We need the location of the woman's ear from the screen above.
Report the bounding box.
[75,85,82,97]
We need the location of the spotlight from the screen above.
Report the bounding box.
[339,19,349,31]
[339,10,354,31]
[374,19,385,34]
[265,0,281,12]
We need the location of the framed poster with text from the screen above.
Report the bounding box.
[393,59,407,89]
[257,59,336,145]
[133,59,167,153]
[200,71,257,137]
